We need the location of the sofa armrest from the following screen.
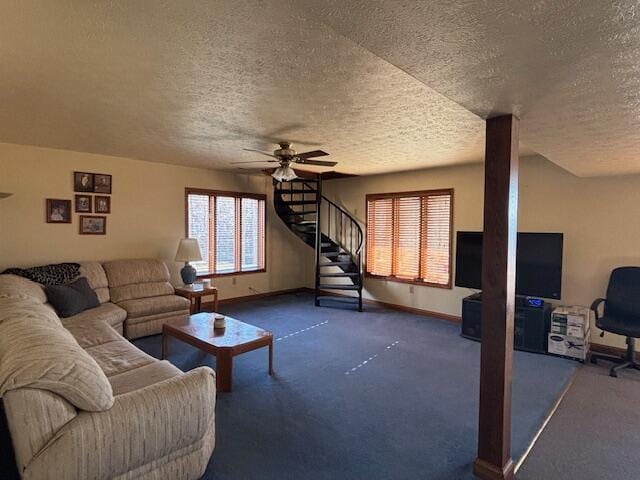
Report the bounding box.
[24,367,216,480]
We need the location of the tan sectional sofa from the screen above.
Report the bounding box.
[0,259,216,480]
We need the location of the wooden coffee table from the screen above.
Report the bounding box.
[161,312,273,392]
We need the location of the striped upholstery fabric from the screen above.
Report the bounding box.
[3,388,77,473]
[0,269,216,480]
[62,302,127,336]
[0,300,115,412]
[104,259,174,303]
[0,274,48,304]
[102,259,190,339]
[80,262,111,303]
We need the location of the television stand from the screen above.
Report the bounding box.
[461,293,552,354]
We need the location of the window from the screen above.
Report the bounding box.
[366,189,453,288]
[186,188,266,276]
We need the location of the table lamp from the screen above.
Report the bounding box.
[175,238,202,285]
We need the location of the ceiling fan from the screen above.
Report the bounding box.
[232,142,337,181]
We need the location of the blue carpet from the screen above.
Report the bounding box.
[134,292,578,480]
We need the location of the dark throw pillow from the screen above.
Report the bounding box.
[45,277,100,318]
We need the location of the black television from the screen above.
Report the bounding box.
[455,231,564,299]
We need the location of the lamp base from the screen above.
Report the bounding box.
[180,263,197,285]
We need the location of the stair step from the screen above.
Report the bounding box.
[316,295,359,304]
[322,251,347,258]
[320,261,353,267]
[284,210,317,216]
[276,189,316,194]
[291,224,315,231]
[318,284,361,290]
[283,200,317,206]
[319,272,360,277]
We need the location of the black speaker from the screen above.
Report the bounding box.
[461,293,552,354]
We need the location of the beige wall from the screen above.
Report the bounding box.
[322,155,640,351]
[0,142,311,300]
[3,142,639,351]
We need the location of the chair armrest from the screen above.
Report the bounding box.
[24,367,216,480]
[591,298,606,321]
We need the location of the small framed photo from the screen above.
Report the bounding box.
[95,195,111,214]
[75,194,92,213]
[46,199,72,223]
[93,174,112,194]
[79,215,107,235]
[74,172,94,192]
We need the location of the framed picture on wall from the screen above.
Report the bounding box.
[95,195,111,213]
[74,172,94,192]
[93,174,112,194]
[46,199,72,223]
[75,194,92,213]
[79,215,107,235]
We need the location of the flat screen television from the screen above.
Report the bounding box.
[455,231,563,299]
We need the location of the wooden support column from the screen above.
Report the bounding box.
[473,114,519,480]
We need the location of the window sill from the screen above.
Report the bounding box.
[196,269,266,279]
[365,273,452,289]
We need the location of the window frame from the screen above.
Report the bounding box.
[184,187,267,279]
[365,188,454,289]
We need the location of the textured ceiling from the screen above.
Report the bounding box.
[3,2,637,177]
[290,0,640,177]
[0,0,511,176]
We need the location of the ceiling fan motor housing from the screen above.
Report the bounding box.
[275,142,295,158]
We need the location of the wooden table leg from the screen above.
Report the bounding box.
[216,350,233,392]
[214,290,219,313]
[195,296,202,313]
[161,332,168,359]
[269,339,274,375]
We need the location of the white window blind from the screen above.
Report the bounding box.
[366,189,453,287]
[186,189,266,276]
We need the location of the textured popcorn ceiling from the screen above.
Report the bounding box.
[291,0,640,177]
[2,2,637,177]
[0,0,507,176]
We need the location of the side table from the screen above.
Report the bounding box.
[175,283,219,314]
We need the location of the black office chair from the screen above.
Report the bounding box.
[590,267,640,377]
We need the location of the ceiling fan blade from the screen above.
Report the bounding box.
[296,150,329,160]
[242,148,279,159]
[294,159,338,167]
[230,160,280,165]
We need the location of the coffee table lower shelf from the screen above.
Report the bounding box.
[161,313,273,393]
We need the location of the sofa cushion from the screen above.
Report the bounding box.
[0,303,114,412]
[84,338,157,377]
[45,277,100,318]
[62,302,127,332]
[80,262,110,303]
[65,319,124,348]
[118,295,190,319]
[108,360,182,395]
[104,259,175,303]
[0,274,47,305]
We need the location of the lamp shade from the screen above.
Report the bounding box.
[175,238,202,262]
[272,165,298,182]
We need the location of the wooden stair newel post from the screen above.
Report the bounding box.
[473,114,519,480]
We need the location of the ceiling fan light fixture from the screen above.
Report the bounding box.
[272,165,298,182]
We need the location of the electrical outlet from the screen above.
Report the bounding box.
[232,277,237,285]
[409,285,414,294]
